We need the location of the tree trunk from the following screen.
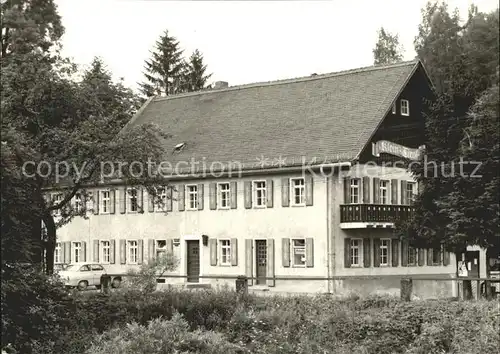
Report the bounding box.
[43,213,57,275]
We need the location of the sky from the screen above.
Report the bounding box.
[55,0,499,92]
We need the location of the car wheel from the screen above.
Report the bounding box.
[77,281,88,291]
[111,278,121,288]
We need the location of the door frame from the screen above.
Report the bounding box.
[182,235,204,283]
[254,239,268,285]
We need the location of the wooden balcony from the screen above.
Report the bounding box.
[340,204,415,227]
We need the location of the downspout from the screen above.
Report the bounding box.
[326,174,331,293]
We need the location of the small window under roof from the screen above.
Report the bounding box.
[173,143,186,152]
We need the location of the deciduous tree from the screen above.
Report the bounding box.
[372,27,404,65]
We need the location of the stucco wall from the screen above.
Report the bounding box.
[56,172,330,293]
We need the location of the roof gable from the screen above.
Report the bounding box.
[129,60,421,174]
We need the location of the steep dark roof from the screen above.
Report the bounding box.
[129,60,421,173]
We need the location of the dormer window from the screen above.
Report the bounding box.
[400,99,409,116]
[173,143,186,153]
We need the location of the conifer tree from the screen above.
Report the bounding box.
[183,49,212,91]
[139,30,185,97]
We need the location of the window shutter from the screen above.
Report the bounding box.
[418,248,424,266]
[148,239,155,262]
[391,179,398,204]
[443,250,450,266]
[400,181,407,204]
[65,241,71,263]
[343,177,350,204]
[209,183,217,210]
[344,238,351,268]
[148,190,154,212]
[210,239,217,266]
[109,240,115,264]
[120,240,126,264]
[266,179,273,208]
[197,184,204,210]
[93,240,99,262]
[120,188,126,214]
[363,238,371,267]
[391,239,399,267]
[362,177,371,203]
[282,238,290,267]
[373,178,380,204]
[137,188,144,212]
[305,174,313,206]
[427,248,432,266]
[267,239,275,287]
[244,181,252,209]
[137,240,144,264]
[166,239,174,254]
[82,241,87,262]
[373,239,381,267]
[166,186,173,212]
[306,238,314,267]
[109,189,115,214]
[61,242,66,264]
[245,239,253,285]
[93,191,99,215]
[281,178,290,207]
[178,185,185,211]
[401,240,408,266]
[230,182,237,209]
[231,238,238,266]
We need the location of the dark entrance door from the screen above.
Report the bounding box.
[465,251,480,277]
[186,240,200,283]
[255,240,267,285]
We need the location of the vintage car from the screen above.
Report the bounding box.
[58,262,107,290]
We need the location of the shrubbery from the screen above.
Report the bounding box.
[3,279,499,354]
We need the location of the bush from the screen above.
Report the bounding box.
[85,313,245,354]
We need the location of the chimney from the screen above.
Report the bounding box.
[214,81,229,89]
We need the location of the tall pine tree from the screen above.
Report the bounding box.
[372,27,404,65]
[184,49,212,91]
[139,30,185,97]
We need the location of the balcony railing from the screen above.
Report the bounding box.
[340,204,415,223]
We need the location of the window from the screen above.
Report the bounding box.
[218,183,231,209]
[219,239,231,265]
[380,239,390,266]
[128,189,138,212]
[253,181,267,207]
[350,239,362,266]
[350,179,360,204]
[101,241,110,263]
[101,190,110,213]
[408,246,417,266]
[53,193,63,216]
[79,265,90,272]
[392,103,396,114]
[54,242,61,263]
[127,240,138,264]
[292,239,306,267]
[186,185,198,210]
[400,99,409,116]
[291,178,305,206]
[74,193,82,213]
[156,240,167,259]
[379,180,389,205]
[73,242,82,263]
[406,182,416,205]
[91,264,104,271]
[158,187,167,211]
[432,248,441,265]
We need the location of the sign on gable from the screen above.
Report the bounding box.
[372,140,425,161]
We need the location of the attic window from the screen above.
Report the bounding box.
[173,143,186,152]
[400,99,410,116]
